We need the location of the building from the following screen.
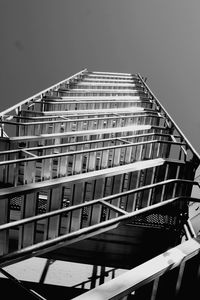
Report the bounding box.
[0,70,200,299]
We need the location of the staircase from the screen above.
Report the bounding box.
[0,70,199,299]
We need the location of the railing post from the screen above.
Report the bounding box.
[19,192,37,248]
[0,197,9,255]
[46,187,62,239]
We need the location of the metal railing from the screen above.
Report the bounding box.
[0,68,87,136]
[137,74,200,162]
[1,112,164,138]
[0,70,199,298]
[73,235,200,299]
[0,169,198,265]
[0,138,187,186]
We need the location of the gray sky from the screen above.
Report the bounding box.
[0,0,200,153]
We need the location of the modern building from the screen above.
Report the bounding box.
[0,70,200,299]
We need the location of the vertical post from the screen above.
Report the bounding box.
[0,138,9,184]
[90,265,98,289]
[24,160,36,184]
[70,182,85,231]
[99,266,106,285]
[47,186,62,239]
[0,197,9,255]
[90,178,105,225]
[109,175,123,219]
[20,192,37,248]
[41,150,52,180]
[59,152,69,177]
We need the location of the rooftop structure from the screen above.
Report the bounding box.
[0,70,200,299]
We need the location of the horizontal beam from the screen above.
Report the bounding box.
[5,112,158,127]
[12,97,148,109]
[83,79,134,83]
[2,113,160,128]
[0,158,165,198]
[41,106,145,115]
[0,132,170,154]
[42,99,146,104]
[59,89,142,94]
[91,71,132,76]
[9,124,152,141]
[77,82,136,87]
[48,96,141,101]
[67,89,140,93]
[0,139,186,166]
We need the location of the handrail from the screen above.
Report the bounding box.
[43,95,142,101]
[0,158,165,197]
[138,74,200,161]
[45,95,143,101]
[4,102,151,120]
[57,90,145,95]
[91,71,132,76]
[10,106,148,116]
[6,107,151,118]
[64,88,141,92]
[72,236,200,300]
[14,99,148,106]
[0,68,87,118]
[0,132,172,154]
[8,124,152,141]
[0,139,186,166]
[16,107,151,116]
[0,179,198,231]
[1,112,161,127]
[36,99,149,104]
[0,194,198,267]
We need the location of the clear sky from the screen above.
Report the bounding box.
[0,0,200,153]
